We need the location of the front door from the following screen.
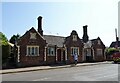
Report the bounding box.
[57,49,61,62]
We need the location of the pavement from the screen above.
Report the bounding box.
[0,61,112,74]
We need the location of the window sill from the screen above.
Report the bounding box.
[47,55,55,56]
[26,55,39,56]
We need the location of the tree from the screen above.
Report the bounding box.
[0,32,9,64]
[0,32,8,45]
[106,48,119,55]
[105,47,120,60]
[9,34,20,44]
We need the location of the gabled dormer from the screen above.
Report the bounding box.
[71,30,78,41]
[91,37,105,48]
[18,27,46,46]
[64,30,83,47]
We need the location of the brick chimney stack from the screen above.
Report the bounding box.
[82,25,89,43]
[38,16,43,36]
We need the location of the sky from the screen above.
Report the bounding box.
[1,0,120,47]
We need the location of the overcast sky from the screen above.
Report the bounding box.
[1,0,120,47]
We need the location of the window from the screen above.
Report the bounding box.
[35,47,38,55]
[86,49,91,56]
[97,49,102,56]
[32,47,34,55]
[30,33,36,39]
[71,47,79,56]
[47,47,55,56]
[73,35,77,41]
[27,46,39,56]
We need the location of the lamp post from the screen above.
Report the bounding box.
[115,28,119,49]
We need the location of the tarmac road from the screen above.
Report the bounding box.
[2,63,118,81]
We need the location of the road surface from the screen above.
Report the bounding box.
[2,63,118,81]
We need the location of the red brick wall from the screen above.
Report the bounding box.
[65,31,83,64]
[20,56,44,66]
[46,56,56,64]
[18,28,46,66]
[93,39,105,61]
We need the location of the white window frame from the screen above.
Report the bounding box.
[71,47,79,56]
[73,35,77,41]
[27,46,39,56]
[47,47,55,56]
[97,49,102,56]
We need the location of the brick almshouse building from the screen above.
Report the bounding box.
[16,16,106,67]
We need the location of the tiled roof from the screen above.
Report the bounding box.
[110,41,120,47]
[80,37,105,47]
[80,39,97,43]
[43,35,65,47]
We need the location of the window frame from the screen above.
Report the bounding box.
[27,46,39,56]
[97,49,103,56]
[71,47,79,56]
[17,46,20,62]
[47,47,55,56]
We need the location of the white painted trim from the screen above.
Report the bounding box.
[61,50,63,61]
[92,47,95,60]
[65,47,67,60]
[26,45,39,56]
[17,46,20,62]
[47,47,55,56]
[56,48,58,61]
[44,47,47,61]
[71,47,79,56]
[66,49,68,61]
[82,48,85,61]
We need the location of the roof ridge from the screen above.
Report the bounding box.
[43,35,65,38]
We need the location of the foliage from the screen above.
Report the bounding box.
[105,47,120,56]
[2,45,10,64]
[9,34,20,44]
[0,32,10,64]
[0,32,8,45]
